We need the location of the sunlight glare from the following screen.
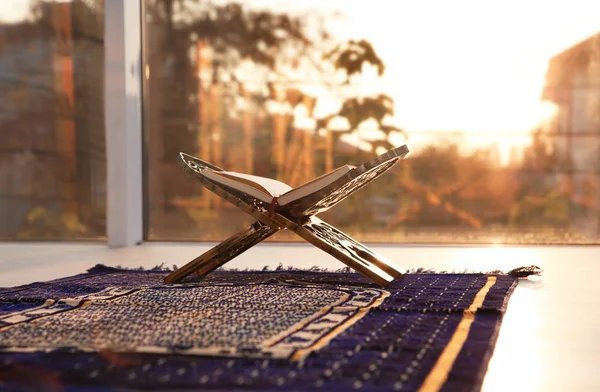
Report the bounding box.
[482,282,544,392]
[449,247,542,272]
[250,0,600,156]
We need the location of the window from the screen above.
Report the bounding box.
[0,0,106,240]
[142,1,600,244]
[3,1,600,245]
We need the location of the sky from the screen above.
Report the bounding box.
[248,0,600,159]
[2,0,600,160]
[0,0,32,22]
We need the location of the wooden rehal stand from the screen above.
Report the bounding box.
[164,145,409,287]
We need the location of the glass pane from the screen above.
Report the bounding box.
[144,0,600,244]
[0,0,105,240]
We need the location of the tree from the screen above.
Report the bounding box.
[510,127,572,228]
[144,1,404,235]
[387,143,496,229]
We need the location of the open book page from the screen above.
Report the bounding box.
[277,165,354,206]
[202,166,355,206]
[201,170,292,204]
[285,145,410,217]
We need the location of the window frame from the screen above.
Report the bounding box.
[104,0,144,247]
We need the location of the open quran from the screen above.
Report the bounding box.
[164,145,410,287]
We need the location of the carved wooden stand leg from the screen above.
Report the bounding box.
[164,221,279,283]
[298,217,404,283]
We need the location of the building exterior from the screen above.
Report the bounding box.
[543,33,600,173]
[0,1,105,239]
[542,33,600,231]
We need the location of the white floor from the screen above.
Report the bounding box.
[1,242,599,391]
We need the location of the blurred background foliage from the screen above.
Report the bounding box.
[2,0,600,243]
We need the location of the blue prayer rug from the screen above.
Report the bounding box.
[0,265,524,391]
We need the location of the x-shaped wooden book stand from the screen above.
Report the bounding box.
[164,145,409,287]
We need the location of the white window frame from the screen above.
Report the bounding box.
[104,0,144,247]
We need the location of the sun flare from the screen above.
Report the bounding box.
[258,0,600,156]
[2,0,598,159]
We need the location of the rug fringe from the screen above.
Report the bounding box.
[86,263,542,278]
[506,265,543,278]
[86,264,172,274]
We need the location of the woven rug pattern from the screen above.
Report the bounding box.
[0,267,517,391]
